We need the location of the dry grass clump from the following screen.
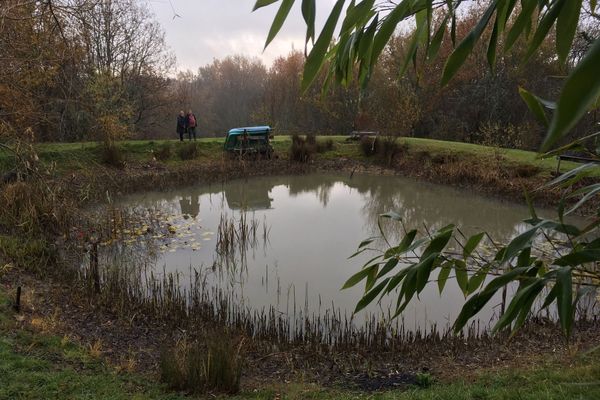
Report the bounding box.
[177,142,199,160]
[360,136,407,165]
[153,142,172,161]
[100,143,125,168]
[290,134,335,162]
[160,334,244,394]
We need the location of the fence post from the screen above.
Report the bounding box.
[91,241,100,294]
[13,286,21,312]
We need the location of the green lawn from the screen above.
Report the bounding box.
[1,286,599,399]
[0,136,585,176]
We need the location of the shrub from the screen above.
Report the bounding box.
[290,134,313,162]
[160,334,244,394]
[415,372,433,388]
[101,143,125,167]
[153,143,172,161]
[360,136,377,156]
[360,136,405,165]
[316,138,334,153]
[177,142,199,160]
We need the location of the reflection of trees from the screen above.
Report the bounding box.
[179,196,199,217]
[119,173,555,246]
[350,174,533,244]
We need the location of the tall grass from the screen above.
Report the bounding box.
[177,143,199,160]
[290,134,335,162]
[160,334,244,394]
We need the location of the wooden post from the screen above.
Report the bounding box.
[14,286,21,312]
[91,241,100,294]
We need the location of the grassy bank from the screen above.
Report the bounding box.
[1,283,599,399]
[0,135,584,176]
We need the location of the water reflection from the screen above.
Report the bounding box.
[112,173,584,335]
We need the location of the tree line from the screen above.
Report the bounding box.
[1,1,597,151]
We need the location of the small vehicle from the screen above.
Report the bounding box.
[224,126,274,158]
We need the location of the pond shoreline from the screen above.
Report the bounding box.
[72,154,566,213]
[3,268,600,392]
[2,144,599,393]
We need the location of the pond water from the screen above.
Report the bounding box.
[108,173,586,340]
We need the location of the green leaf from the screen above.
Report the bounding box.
[253,0,279,11]
[376,257,399,279]
[437,262,452,293]
[467,267,489,294]
[302,0,345,90]
[421,228,454,261]
[543,162,598,188]
[416,254,438,293]
[455,260,469,296]
[556,0,582,63]
[525,0,565,60]
[385,229,417,258]
[441,0,498,85]
[454,266,530,332]
[427,15,448,61]
[555,249,600,267]
[555,267,573,336]
[354,277,390,313]
[542,39,600,152]
[566,183,600,215]
[463,232,485,258]
[301,0,316,44]
[399,8,428,76]
[264,0,295,49]
[342,264,378,289]
[371,0,424,68]
[454,289,497,332]
[505,0,537,51]
[493,278,546,333]
[519,86,549,127]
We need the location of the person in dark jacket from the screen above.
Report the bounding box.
[176,110,187,141]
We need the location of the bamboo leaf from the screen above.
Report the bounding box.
[264,0,295,49]
[556,267,573,336]
[519,86,549,127]
[463,232,485,258]
[542,39,600,152]
[556,0,583,63]
[301,0,316,44]
[354,278,390,313]
[302,0,345,90]
[342,264,378,289]
[437,262,452,293]
[253,0,279,11]
[442,1,498,85]
[505,0,537,51]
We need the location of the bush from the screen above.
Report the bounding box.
[290,135,335,162]
[160,334,244,394]
[290,134,314,162]
[101,143,125,167]
[360,136,378,156]
[177,142,199,160]
[360,136,406,165]
[153,143,172,161]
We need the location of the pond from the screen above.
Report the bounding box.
[103,173,587,344]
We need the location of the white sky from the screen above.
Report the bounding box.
[146,0,339,71]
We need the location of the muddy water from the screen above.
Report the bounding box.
[115,173,581,334]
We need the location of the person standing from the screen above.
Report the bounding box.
[187,109,197,141]
[176,110,187,141]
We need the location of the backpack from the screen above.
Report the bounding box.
[188,114,196,128]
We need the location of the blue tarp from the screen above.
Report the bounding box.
[227,126,271,136]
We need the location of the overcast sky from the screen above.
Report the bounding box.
[147,0,339,72]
